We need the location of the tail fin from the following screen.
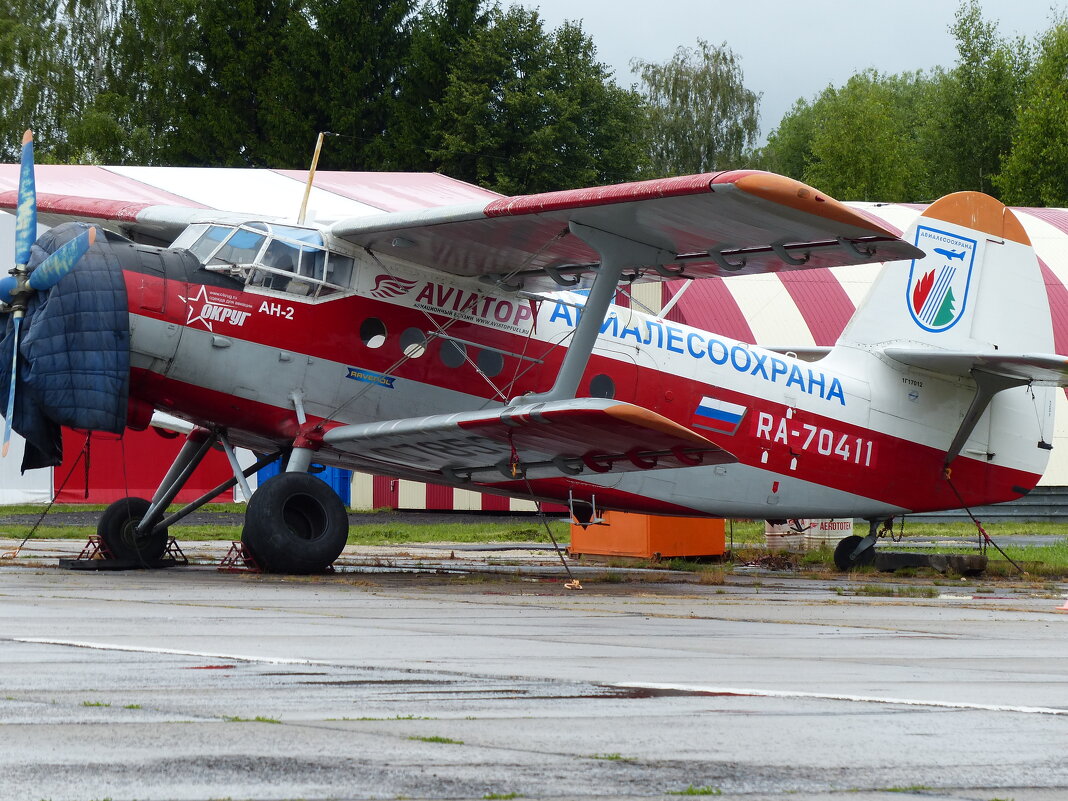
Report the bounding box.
[838,191,1052,354]
[836,191,1059,490]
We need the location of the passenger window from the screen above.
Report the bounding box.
[400,328,427,359]
[360,318,387,348]
[440,340,466,368]
[477,349,504,378]
[589,374,615,398]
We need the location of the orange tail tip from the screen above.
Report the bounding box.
[22,129,32,145]
[920,191,1031,246]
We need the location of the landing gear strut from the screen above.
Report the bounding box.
[99,426,279,567]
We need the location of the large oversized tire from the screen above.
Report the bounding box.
[242,472,348,574]
[97,497,169,563]
[833,535,876,571]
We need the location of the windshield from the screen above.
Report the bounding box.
[185,222,354,299]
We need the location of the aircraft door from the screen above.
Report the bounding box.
[128,247,184,376]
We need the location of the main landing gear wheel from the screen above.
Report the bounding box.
[97,497,169,562]
[833,535,876,571]
[242,472,348,574]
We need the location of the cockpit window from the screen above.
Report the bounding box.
[209,225,267,267]
[186,221,353,300]
[187,225,232,262]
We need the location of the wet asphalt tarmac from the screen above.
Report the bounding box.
[0,537,1066,801]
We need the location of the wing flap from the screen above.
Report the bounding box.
[885,348,1068,385]
[321,398,735,482]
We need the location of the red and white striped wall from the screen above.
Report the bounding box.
[351,475,567,513]
[3,167,1068,506]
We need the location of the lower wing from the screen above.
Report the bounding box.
[319,398,734,484]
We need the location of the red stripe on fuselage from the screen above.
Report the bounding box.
[128,271,1039,514]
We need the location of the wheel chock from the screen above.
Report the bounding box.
[59,536,185,570]
[218,541,261,573]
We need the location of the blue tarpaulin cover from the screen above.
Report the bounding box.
[0,222,129,471]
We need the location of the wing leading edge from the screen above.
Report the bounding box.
[320,397,735,485]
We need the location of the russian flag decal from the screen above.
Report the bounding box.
[693,396,747,435]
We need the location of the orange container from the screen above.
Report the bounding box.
[569,511,725,559]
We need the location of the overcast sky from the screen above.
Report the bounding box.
[520,0,1065,143]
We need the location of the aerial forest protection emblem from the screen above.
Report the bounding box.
[906,225,978,333]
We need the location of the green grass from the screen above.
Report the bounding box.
[408,735,463,744]
[5,506,1068,576]
[345,522,566,546]
[328,715,434,721]
[667,786,722,796]
[223,715,280,724]
[0,503,570,546]
[81,700,110,707]
[837,584,940,598]
[482,794,522,800]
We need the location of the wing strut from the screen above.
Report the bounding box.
[511,221,673,405]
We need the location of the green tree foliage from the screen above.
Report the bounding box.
[388,0,489,171]
[632,39,759,174]
[995,18,1068,206]
[922,0,1030,197]
[292,0,415,170]
[758,98,817,180]
[430,5,647,194]
[0,0,78,160]
[801,70,933,202]
[1,0,645,193]
[757,1,1039,203]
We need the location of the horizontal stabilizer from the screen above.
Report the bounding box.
[321,398,735,483]
[884,348,1068,386]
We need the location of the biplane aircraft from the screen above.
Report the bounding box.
[3,130,1068,573]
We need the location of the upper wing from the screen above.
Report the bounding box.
[331,170,924,290]
[320,397,734,485]
[2,164,922,286]
[885,348,1068,385]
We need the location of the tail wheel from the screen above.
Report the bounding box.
[833,535,876,571]
[97,497,168,562]
[242,472,348,574]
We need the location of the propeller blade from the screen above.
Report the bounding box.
[28,226,96,291]
[14,130,36,268]
[0,275,16,307]
[2,315,22,458]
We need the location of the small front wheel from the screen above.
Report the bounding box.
[833,535,875,571]
[97,497,168,562]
